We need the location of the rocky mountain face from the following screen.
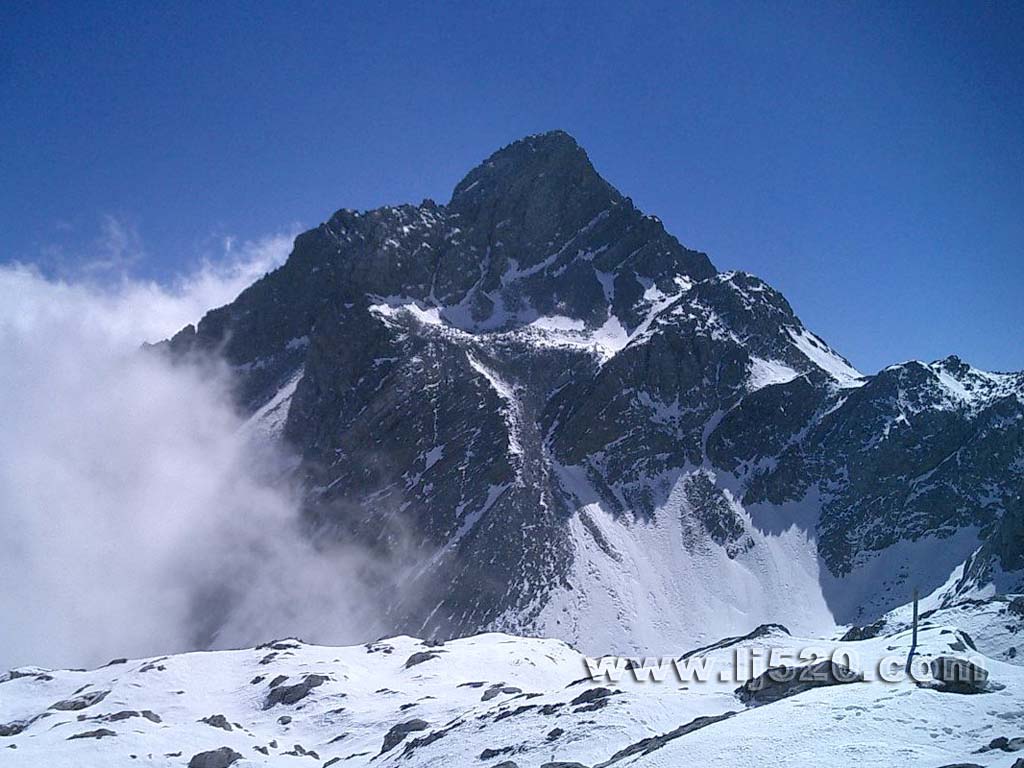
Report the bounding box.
[164,131,1024,653]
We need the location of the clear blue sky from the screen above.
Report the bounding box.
[3,1,1021,373]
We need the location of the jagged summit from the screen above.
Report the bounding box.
[451,130,592,191]
[447,131,623,274]
[441,130,715,319]
[449,129,613,215]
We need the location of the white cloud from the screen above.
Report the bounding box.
[0,230,392,670]
[3,230,295,346]
[89,214,145,273]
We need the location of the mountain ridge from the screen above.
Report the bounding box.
[161,130,1024,654]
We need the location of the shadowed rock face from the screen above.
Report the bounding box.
[162,130,1024,642]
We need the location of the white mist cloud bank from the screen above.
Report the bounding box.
[0,233,388,670]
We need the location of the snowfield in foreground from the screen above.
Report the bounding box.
[2,597,1023,768]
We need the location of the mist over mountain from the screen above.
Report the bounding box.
[0,238,392,670]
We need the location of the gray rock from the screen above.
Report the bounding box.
[187,747,242,768]
[200,714,232,731]
[737,660,862,705]
[481,683,521,701]
[979,735,1024,752]
[481,746,514,759]
[593,712,736,765]
[0,720,30,736]
[840,620,887,642]
[283,743,318,758]
[930,656,989,694]
[105,710,140,722]
[404,652,441,669]
[263,674,328,709]
[67,728,116,740]
[50,690,109,711]
[379,719,429,754]
[570,687,616,707]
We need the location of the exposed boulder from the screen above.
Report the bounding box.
[1,668,54,684]
[977,735,1024,752]
[257,639,302,651]
[67,728,116,740]
[570,686,619,711]
[380,719,429,754]
[263,674,328,709]
[50,690,109,711]
[594,712,736,766]
[840,620,887,641]
[78,709,161,726]
[0,720,31,737]
[200,714,232,731]
[481,746,515,759]
[737,660,862,705]
[187,747,243,768]
[106,710,139,722]
[929,656,989,694]
[482,683,522,701]
[404,651,441,669]
[283,743,319,758]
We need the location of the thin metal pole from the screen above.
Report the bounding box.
[905,586,919,676]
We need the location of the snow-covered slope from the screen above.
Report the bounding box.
[3,596,1022,767]
[528,473,835,655]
